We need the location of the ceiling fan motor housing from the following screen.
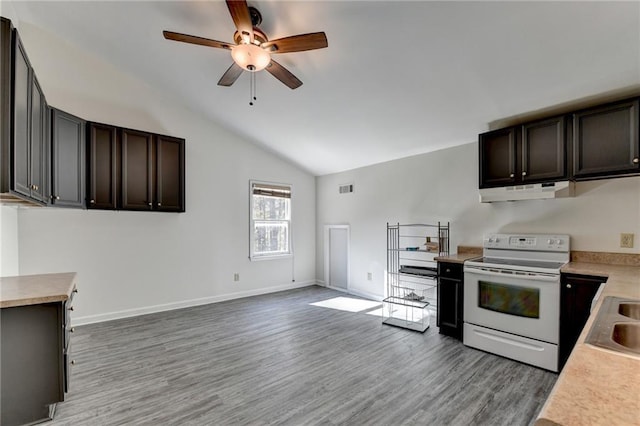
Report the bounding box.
[248,7,263,27]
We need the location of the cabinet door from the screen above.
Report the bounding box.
[51,109,85,208]
[521,116,566,183]
[12,32,31,198]
[1,18,11,192]
[559,274,604,369]
[573,98,640,178]
[87,123,118,209]
[438,277,462,332]
[121,129,153,210]
[155,135,184,212]
[29,76,45,202]
[479,127,517,188]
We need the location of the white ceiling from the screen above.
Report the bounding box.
[6,1,640,176]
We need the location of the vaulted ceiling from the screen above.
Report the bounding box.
[6,1,640,175]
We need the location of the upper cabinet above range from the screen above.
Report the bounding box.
[479,96,640,189]
[479,115,567,188]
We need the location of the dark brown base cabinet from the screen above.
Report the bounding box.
[559,273,606,370]
[437,262,464,340]
[0,291,75,426]
[88,122,185,212]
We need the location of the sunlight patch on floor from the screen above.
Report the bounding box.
[309,297,382,313]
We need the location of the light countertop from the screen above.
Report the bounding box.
[0,272,77,308]
[536,262,640,426]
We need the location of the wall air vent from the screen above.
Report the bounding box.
[339,184,354,194]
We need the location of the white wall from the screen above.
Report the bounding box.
[0,206,19,276]
[316,142,640,299]
[12,23,316,324]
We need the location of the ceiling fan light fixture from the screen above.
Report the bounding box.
[231,43,271,72]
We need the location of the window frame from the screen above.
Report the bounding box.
[249,180,293,261]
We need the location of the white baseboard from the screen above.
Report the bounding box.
[320,280,383,302]
[73,280,317,326]
[347,287,383,302]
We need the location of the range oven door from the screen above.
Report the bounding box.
[463,266,560,344]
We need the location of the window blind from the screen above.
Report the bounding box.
[252,183,291,199]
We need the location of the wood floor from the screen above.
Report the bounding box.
[53,286,557,425]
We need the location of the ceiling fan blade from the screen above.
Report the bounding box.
[163,31,233,50]
[226,0,254,43]
[218,62,244,87]
[265,60,302,90]
[262,32,328,53]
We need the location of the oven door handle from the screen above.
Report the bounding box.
[464,267,559,282]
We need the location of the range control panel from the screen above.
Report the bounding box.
[483,234,570,252]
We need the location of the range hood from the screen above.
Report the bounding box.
[479,181,575,203]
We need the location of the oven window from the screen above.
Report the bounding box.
[478,281,540,319]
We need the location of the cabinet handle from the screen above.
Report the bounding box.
[566,284,572,289]
[634,158,639,164]
[90,199,95,204]
[157,202,162,207]
[73,289,78,294]
[446,269,451,273]
[69,306,74,311]
[148,202,152,207]
[71,360,76,365]
[55,196,60,200]
[34,185,38,190]
[70,327,75,333]
[522,171,527,176]
[509,173,514,178]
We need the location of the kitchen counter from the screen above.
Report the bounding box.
[434,246,482,264]
[536,262,640,426]
[0,272,77,308]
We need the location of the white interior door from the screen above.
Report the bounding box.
[325,226,349,290]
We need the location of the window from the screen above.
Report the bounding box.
[250,181,292,260]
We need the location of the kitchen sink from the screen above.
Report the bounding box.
[612,323,640,351]
[619,303,640,320]
[585,296,640,356]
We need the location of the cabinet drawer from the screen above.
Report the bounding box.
[438,262,463,280]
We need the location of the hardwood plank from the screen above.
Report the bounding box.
[50,286,556,425]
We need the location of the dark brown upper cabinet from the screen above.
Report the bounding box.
[51,108,85,208]
[88,123,185,212]
[155,135,185,212]
[479,115,567,188]
[479,128,516,188]
[121,128,153,211]
[10,28,50,203]
[87,123,118,210]
[521,116,566,182]
[572,98,639,179]
[1,19,50,206]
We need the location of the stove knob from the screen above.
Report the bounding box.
[556,239,563,245]
[488,237,494,243]
[547,239,553,244]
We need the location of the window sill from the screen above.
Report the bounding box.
[250,253,293,262]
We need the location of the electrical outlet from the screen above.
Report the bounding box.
[233,273,240,282]
[620,233,634,248]
[367,272,372,281]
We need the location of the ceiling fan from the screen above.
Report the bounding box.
[163,0,328,90]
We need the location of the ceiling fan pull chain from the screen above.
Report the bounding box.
[249,72,253,106]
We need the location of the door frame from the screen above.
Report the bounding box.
[324,224,350,292]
